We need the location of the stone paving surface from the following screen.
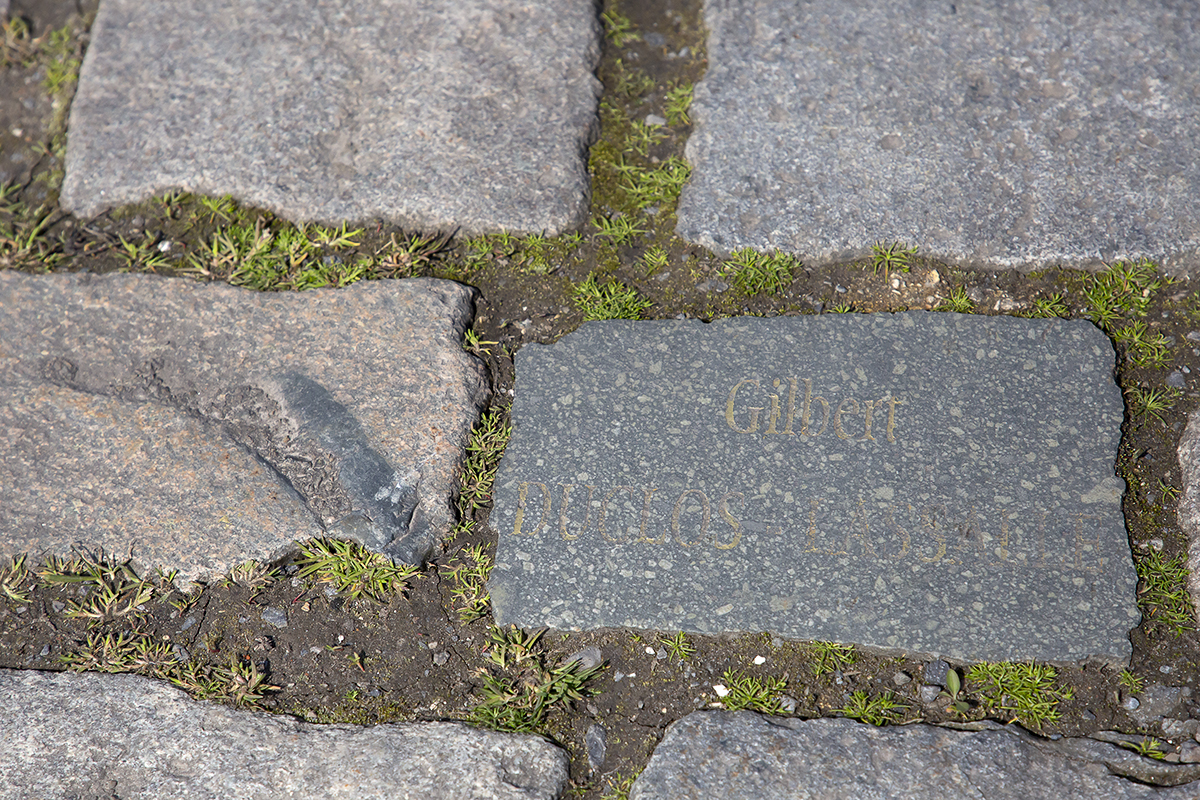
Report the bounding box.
[0,272,487,583]
[676,0,1200,273]
[1173,405,1200,620]
[630,711,1200,800]
[0,668,570,800]
[60,0,601,235]
[491,314,1138,664]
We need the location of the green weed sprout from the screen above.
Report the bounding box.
[871,241,917,278]
[1135,549,1195,634]
[965,661,1072,729]
[835,690,906,725]
[441,544,494,622]
[936,286,975,313]
[660,631,696,662]
[717,668,788,714]
[721,248,798,296]
[665,83,694,126]
[573,274,652,321]
[807,640,857,676]
[295,538,419,602]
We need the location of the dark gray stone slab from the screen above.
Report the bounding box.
[630,711,1200,800]
[0,272,488,584]
[490,314,1138,663]
[0,669,568,799]
[61,0,601,235]
[676,0,1200,273]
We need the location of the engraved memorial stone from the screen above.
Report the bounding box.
[490,313,1140,663]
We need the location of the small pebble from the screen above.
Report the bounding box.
[585,723,607,772]
[919,685,941,704]
[564,646,603,671]
[613,671,625,683]
[432,651,449,666]
[1123,697,1141,711]
[645,646,656,655]
[644,113,667,127]
[753,655,767,665]
[713,684,730,698]
[779,695,798,713]
[51,601,65,614]
[656,648,668,660]
[1161,665,1174,674]
[893,671,912,687]
[923,659,949,688]
[179,615,197,631]
[38,644,49,657]
[1168,371,1187,388]
[261,607,288,628]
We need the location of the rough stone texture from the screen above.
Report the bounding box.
[61,0,601,235]
[0,669,568,800]
[1175,405,1200,621]
[0,272,488,584]
[489,314,1139,663]
[677,0,1200,273]
[630,711,1200,800]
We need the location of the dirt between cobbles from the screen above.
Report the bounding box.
[3,0,1200,796]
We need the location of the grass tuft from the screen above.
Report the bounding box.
[457,406,512,518]
[807,640,857,676]
[1135,549,1195,634]
[936,286,975,313]
[441,544,494,622]
[573,273,652,321]
[835,690,907,726]
[37,551,160,625]
[294,538,418,602]
[965,661,1073,729]
[717,668,788,713]
[721,248,798,296]
[871,241,917,278]
[471,626,605,733]
[660,631,696,662]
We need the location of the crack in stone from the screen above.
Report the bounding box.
[39,355,426,560]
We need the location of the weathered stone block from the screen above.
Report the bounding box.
[490,314,1138,663]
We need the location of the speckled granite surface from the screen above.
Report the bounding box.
[677,0,1200,273]
[490,313,1139,663]
[0,272,488,585]
[60,0,601,235]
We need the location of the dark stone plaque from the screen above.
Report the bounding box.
[489,313,1140,663]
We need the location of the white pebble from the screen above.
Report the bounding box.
[713,684,730,698]
[753,655,767,665]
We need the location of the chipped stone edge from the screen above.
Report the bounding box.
[1175,406,1200,622]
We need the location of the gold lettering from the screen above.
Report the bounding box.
[834,397,860,440]
[599,486,640,544]
[764,379,783,434]
[725,379,763,434]
[715,492,744,549]
[918,506,947,563]
[672,489,711,547]
[846,497,877,556]
[861,400,880,441]
[884,503,912,560]
[635,487,663,544]
[886,396,903,443]
[801,378,830,437]
[513,481,550,537]
[781,377,800,434]
[557,483,594,541]
[995,510,1011,563]
[805,498,822,552]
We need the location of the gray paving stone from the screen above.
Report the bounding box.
[0,668,568,800]
[630,711,1200,800]
[0,272,487,584]
[61,0,601,235]
[677,0,1200,273]
[489,314,1139,663]
[1173,405,1200,619]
